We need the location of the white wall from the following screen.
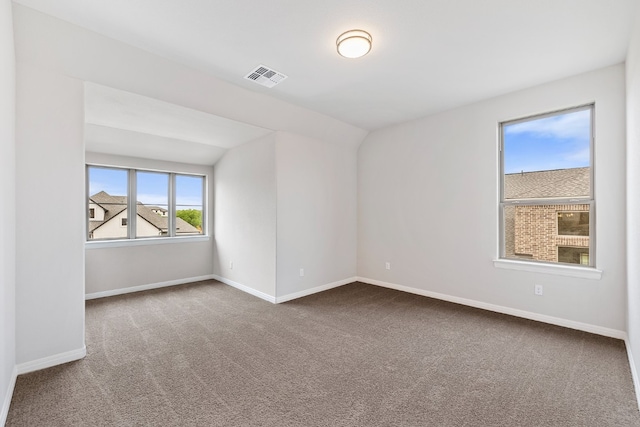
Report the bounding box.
[358,64,627,333]
[85,152,214,295]
[0,0,16,423]
[15,63,85,366]
[213,130,358,302]
[626,4,640,391]
[213,134,277,298]
[276,132,358,298]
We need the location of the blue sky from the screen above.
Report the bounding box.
[503,109,591,174]
[89,168,203,210]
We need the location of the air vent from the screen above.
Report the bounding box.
[244,64,287,88]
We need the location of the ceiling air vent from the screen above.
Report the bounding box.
[244,65,287,88]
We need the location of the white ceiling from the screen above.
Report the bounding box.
[84,83,272,164]
[15,0,638,131]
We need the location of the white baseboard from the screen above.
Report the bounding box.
[212,275,357,304]
[625,339,640,411]
[0,365,17,426]
[85,274,215,300]
[16,346,87,375]
[357,277,626,340]
[276,277,356,303]
[212,274,277,304]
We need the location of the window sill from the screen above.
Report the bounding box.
[86,235,210,249]
[493,259,602,280]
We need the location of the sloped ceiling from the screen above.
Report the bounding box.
[84,83,272,165]
[14,0,638,130]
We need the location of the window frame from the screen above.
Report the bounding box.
[86,164,208,245]
[498,104,596,268]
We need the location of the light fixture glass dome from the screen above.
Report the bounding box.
[336,30,372,59]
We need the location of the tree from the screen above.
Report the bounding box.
[176,209,202,230]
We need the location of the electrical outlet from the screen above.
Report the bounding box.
[300,268,304,277]
[534,284,543,296]
[230,261,233,270]
[385,262,391,270]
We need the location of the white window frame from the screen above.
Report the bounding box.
[495,104,599,277]
[86,164,208,247]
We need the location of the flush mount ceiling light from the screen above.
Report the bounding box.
[336,30,372,59]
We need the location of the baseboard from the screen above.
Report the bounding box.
[16,346,87,375]
[211,274,277,304]
[625,339,640,411]
[85,274,215,300]
[357,277,626,340]
[0,365,17,426]
[212,275,357,305]
[276,277,357,303]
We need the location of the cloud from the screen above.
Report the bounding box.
[505,109,590,141]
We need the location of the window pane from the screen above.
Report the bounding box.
[503,109,591,200]
[557,211,589,236]
[136,171,169,238]
[558,247,590,265]
[88,166,128,240]
[175,175,204,235]
[503,204,590,264]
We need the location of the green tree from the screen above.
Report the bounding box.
[176,209,202,230]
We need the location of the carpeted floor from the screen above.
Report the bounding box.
[6,280,640,426]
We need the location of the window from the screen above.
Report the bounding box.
[500,105,594,267]
[136,171,169,238]
[558,247,590,265]
[87,165,206,241]
[176,175,204,235]
[557,211,589,236]
[87,166,128,240]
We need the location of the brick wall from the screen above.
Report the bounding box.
[512,204,590,262]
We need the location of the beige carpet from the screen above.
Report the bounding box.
[6,281,640,426]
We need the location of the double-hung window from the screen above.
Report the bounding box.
[499,105,594,267]
[87,165,206,241]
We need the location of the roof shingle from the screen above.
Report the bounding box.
[504,167,589,199]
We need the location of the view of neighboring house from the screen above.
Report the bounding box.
[148,206,168,217]
[504,167,590,265]
[88,191,200,239]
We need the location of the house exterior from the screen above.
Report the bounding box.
[148,206,168,217]
[504,167,590,265]
[88,191,200,239]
